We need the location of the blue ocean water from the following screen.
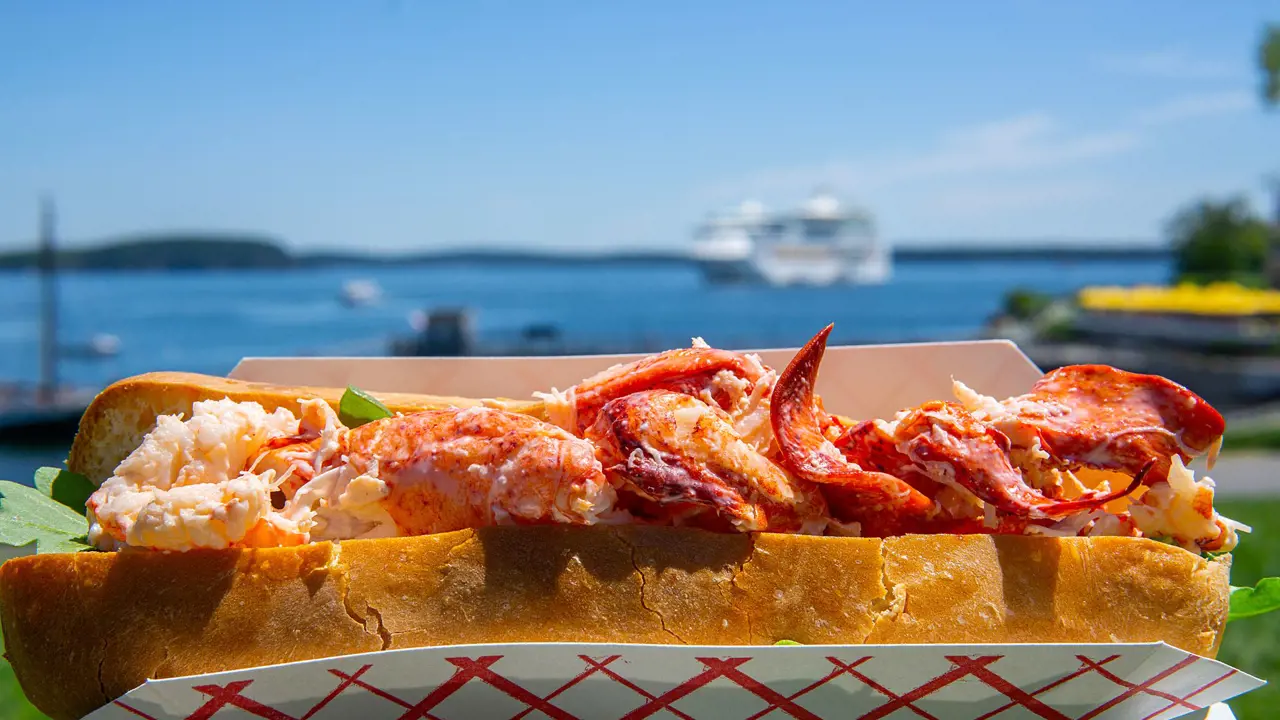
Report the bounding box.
[0,257,1170,480]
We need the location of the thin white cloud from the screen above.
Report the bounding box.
[700,112,1137,204]
[1092,50,1238,80]
[930,181,1101,216]
[884,113,1136,181]
[1133,91,1256,126]
[705,84,1256,211]
[690,47,1266,238]
[699,81,1261,229]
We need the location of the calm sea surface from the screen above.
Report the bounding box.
[0,257,1171,480]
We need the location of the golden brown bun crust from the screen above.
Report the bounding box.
[0,527,1230,720]
[67,371,545,485]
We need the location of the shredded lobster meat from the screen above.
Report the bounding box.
[766,325,1240,553]
[585,389,828,534]
[88,401,621,551]
[87,399,314,551]
[86,325,1244,555]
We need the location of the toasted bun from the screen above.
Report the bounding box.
[0,527,1230,720]
[67,371,545,486]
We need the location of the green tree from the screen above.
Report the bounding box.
[1262,25,1279,286]
[1003,288,1052,320]
[1262,24,1280,107]
[1169,197,1270,284]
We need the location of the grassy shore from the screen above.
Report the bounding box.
[1212,498,1280,719]
[0,633,44,720]
[1224,426,1280,451]
[0,502,1277,719]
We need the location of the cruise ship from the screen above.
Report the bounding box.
[690,191,891,286]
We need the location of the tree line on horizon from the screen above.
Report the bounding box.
[0,234,293,271]
[0,233,702,271]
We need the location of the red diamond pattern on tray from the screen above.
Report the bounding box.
[100,644,1256,720]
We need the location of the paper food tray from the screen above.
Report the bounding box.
[88,642,1258,720]
[48,339,1270,717]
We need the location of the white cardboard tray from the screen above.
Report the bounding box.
[88,642,1255,720]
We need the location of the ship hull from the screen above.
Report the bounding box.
[696,245,892,287]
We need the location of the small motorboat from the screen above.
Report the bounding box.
[339,280,382,307]
[391,308,475,356]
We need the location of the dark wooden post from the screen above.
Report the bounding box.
[37,195,58,404]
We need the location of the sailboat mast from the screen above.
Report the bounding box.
[37,195,58,404]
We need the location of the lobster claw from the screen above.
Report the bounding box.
[770,325,936,522]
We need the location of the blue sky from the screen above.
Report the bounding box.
[1,1,1277,252]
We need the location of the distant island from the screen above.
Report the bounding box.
[0,232,1172,271]
[0,233,293,270]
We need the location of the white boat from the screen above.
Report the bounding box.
[339,279,382,307]
[690,191,891,286]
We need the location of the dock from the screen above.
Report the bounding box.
[0,385,92,444]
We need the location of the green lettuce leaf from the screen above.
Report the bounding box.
[773,639,802,646]
[1228,578,1280,621]
[339,386,393,428]
[0,481,91,554]
[32,467,94,516]
[1147,535,1229,559]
